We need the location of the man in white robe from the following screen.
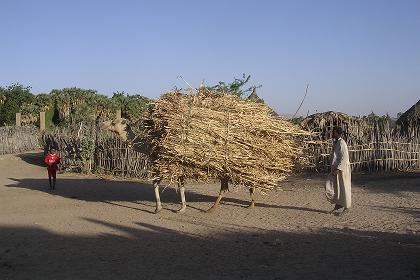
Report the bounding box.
[325,127,352,215]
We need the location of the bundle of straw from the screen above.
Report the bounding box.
[144,89,311,190]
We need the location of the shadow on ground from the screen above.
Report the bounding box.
[0,220,419,280]
[352,172,420,194]
[16,151,45,167]
[13,151,420,196]
[6,177,327,214]
[280,172,420,195]
[370,205,420,220]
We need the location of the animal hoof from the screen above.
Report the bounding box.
[176,206,186,213]
[247,202,255,208]
[206,207,216,213]
[154,207,162,214]
[338,208,350,216]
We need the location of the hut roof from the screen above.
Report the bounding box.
[396,99,420,125]
[301,111,352,129]
[247,87,264,103]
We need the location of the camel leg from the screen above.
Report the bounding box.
[207,177,229,213]
[247,187,256,208]
[177,179,187,213]
[153,181,162,214]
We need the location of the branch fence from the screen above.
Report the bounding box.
[1,116,418,177]
[0,126,41,155]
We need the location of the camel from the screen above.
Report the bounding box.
[101,118,256,213]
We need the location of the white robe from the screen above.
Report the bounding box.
[325,138,352,208]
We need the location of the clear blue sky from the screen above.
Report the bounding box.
[1,0,419,117]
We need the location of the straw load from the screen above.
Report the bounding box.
[144,89,311,191]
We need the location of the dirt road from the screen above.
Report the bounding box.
[0,151,419,279]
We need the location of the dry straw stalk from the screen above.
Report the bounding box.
[145,89,311,190]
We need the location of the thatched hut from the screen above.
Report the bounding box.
[300,111,397,144]
[396,100,420,137]
[300,111,354,140]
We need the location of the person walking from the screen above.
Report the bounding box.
[325,127,351,215]
[44,148,60,190]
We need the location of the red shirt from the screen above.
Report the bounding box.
[44,153,60,170]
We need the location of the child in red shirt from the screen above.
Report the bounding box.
[44,148,60,190]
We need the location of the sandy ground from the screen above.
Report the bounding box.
[0,151,419,280]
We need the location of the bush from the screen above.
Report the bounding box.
[0,83,34,126]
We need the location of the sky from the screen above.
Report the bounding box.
[1,0,419,117]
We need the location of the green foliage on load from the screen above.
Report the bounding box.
[209,74,262,100]
[208,74,277,115]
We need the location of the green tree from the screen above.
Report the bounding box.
[94,94,115,120]
[0,83,34,126]
[35,94,54,128]
[111,91,150,123]
[50,88,97,125]
[124,94,150,122]
[20,102,38,125]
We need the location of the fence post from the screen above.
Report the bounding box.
[40,111,46,131]
[16,113,21,127]
[116,110,121,119]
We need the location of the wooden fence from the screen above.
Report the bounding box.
[43,124,150,178]
[309,140,419,172]
[95,132,150,178]
[3,116,417,177]
[306,119,419,172]
[0,126,41,155]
